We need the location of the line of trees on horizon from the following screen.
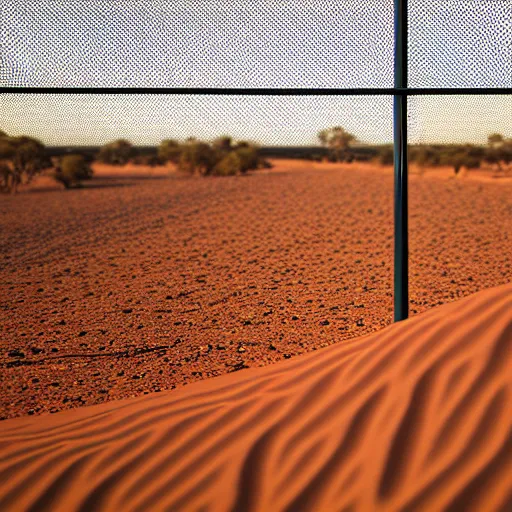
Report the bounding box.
[0,132,270,193]
[2,127,511,194]
[0,130,93,193]
[97,136,269,176]
[378,133,512,175]
[316,127,512,175]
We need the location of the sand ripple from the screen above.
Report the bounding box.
[0,284,511,511]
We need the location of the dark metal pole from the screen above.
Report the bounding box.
[394,0,408,321]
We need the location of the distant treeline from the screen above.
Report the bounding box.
[2,127,511,194]
[378,137,512,175]
[1,134,270,193]
[44,139,512,177]
[46,145,379,162]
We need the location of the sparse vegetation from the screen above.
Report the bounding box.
[485,133,512,173]
[318,127,357,163]
[157,139,181,164]
[98,139,136,166]
[3,127,511,194]
[178,140,218,175]
[212,151,242,176]
[54,154,93,189]
[0,131,49,193]
[378,145,394,166]
[157,136,265,176]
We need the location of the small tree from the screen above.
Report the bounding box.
[158,139,181,164]
[178,140,218,175]
[485,133,511,173]
[378,145,393,166]
[54,154,93,189]
[0,133,49,193]
[488,133,504,148]
[212,136,233,152]
[318,127,357,162]
[234,145,259,173]
[212,151,241,176]
[98,139,135,165]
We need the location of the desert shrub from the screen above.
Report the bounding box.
[234,146,259,173]
[0,163,11,192]
[463,156,481,170]
[98,139,135,165]
[54,155,93,188]
[178,141,218,175]
[465,145,485,159]
[439,149,475,175]
[484,149,503,171]
[212,136,233,152]
[0,133,49,193]
[158,139,181,164]
[170,137,263,176]
[318,127,357,163]
[409,146,442,168]
[434,145,483,175]
[212,152,242,176]
[484,134,512,172]
[378,146,393,166]
[500,141,512,170]
[132,154,164,167]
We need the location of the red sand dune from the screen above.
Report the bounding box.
[0,283,510,512]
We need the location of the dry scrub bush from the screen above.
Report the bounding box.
[98,139,135,165]
[212,151,242,176]
[158,137,263,176]
[54,154,93,189]
[0,131,49,194]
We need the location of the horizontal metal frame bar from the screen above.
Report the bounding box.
[1,87,511,95]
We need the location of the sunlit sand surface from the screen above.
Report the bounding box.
[1,161,510,420]
[0,283,510,511]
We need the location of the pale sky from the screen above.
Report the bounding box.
[1,94,511,147]
[1,1,510,146]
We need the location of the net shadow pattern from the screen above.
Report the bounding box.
[407,95,512,145]
[408,0,512,88]
[0,94,394,147]
[1,0,394,88]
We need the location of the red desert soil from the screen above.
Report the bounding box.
[0,283,510,511]
[0,160,511,419]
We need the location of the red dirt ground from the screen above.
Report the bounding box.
[1,160,511,420]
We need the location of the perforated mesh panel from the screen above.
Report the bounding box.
[1,0,394,88]
[408,0,512,88]
[408,95,512,145]
[1,94,393,146]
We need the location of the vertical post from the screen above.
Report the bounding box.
[394,0,408,321]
